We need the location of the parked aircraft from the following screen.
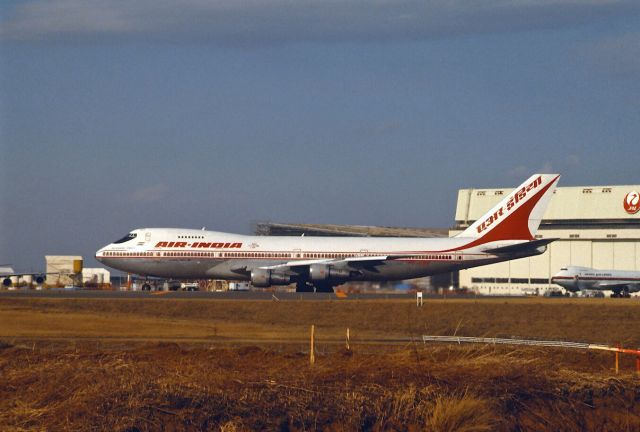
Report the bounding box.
[1,265,46,288]
[551,266,640,298]
[96,174,560,292]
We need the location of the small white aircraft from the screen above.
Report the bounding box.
[96,174,560,292]
[552,266,640,298]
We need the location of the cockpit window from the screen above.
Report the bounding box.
[113,233,137,244]
[560,268,567,271]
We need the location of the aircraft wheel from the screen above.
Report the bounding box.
[313,283,335,293]
[142,283,151,291]
[296,281,314,293]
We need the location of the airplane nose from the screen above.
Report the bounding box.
[95,246,107,262]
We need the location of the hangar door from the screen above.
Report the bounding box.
[613,241,636,270]
[549,241,570,275]
[592,242,613,269]
[569,241,591,267]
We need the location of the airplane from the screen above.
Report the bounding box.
[96,173,560,292]
[1,265,47,288]
[551,266,640,298]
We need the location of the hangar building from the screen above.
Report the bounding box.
[451,184,640,295]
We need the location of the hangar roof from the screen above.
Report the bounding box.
[255,222,448,238]
[455,184,640,229]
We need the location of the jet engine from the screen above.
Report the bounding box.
[250,268,291,287]
[309,264,355,283]
[2,278,11,287]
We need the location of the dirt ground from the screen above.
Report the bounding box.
[1,297,639,431]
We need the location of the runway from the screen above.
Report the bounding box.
[0,289,427,300]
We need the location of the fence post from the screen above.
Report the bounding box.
[310,325,315,366]
[346,327,350,351]
[615,344,620,374]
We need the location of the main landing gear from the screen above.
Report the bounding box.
[295,280,335,293]
[611,287,631,298]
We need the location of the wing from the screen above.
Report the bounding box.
[1,269,74,280]
[230,255,410,276]
[593,281,640,293]
[1,270,72,286]
[1,271,74,277]
[266,254,412,269]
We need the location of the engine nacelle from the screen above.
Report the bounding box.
[309,264,353,282]
[35,275,45,285]
[2,278,11,287]
[250,268,291,287]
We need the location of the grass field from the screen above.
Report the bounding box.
[1,297,639,431]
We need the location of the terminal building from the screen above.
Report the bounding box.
[451,184,640,295]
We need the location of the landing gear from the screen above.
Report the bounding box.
[295,280,336,293]
[313,283,335,293]
[141,283,152,291]
[296,280,315,293]
[611,288,631,298]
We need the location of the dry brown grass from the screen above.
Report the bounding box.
[2,297,640,346]
[1,343,638,431]
[427,393,495,432]
[1,297,640,431]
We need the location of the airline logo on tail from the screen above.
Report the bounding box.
[456,173,560,249]
[477,176,542,234]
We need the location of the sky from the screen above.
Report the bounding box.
[1,0,640,271]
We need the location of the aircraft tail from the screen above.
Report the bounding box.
[456,174,560,244]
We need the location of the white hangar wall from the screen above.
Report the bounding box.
[451,184,640,295]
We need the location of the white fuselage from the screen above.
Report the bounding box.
[551,266,640,293]
[95,174,560,291]
[95,227,539,282]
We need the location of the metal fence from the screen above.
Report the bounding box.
[421,335,640,356]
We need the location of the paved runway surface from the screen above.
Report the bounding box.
[0,289,433,300]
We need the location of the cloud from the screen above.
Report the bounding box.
[507,165,529,178]
[129,184,168,203]
[579,31,640,76]
[565,154,581,167]
[2,0,639,45]
[538,161,554,174]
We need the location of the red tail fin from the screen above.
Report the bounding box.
[457,174,560,247]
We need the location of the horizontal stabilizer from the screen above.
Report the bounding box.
[484,238,558,254]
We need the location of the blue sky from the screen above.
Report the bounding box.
[1,1,639,271]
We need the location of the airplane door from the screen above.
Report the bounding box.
[145,233,151,242]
